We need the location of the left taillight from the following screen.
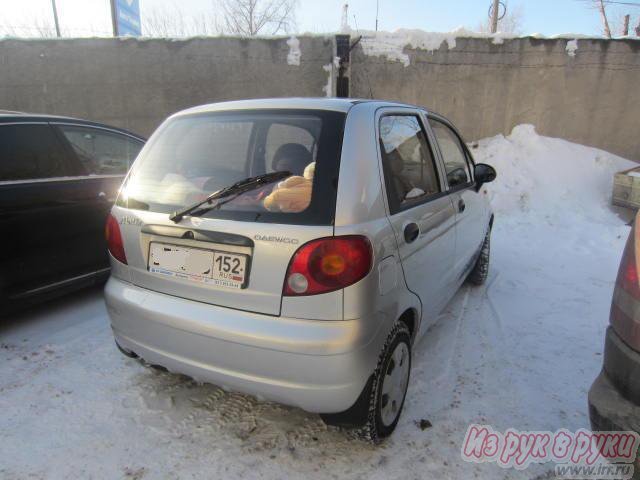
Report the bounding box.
[105,214,127,265]
[284,235,373,296]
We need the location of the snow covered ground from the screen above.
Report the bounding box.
[0,126,635,479]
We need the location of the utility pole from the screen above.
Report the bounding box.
[597,0,612,38]
[622,14,630,35]
[490,0,500,33]
[376,0,379,32]
[110,0,119,36]
[51,0,61,37]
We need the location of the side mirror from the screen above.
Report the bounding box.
[474,163,496,187]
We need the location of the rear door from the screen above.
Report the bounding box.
[377,110,458,328]
[427,117,486,280]
[0,123,82,298]
[53,123,144,269]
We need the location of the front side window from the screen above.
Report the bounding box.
[57,125,143,175]
[0,124,70,181]
[429,119,471,188]
[379,115,440,213]
[118,110,345,225]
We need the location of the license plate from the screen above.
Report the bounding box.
[148,242,248,289]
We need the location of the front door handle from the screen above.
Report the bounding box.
[404,222,420,244]
[458,199,466,213]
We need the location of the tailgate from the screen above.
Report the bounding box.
[114,208,332,316]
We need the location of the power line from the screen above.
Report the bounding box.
[601,0,640,6]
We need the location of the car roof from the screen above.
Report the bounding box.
[174,97,435,117]
[0,111,146,140]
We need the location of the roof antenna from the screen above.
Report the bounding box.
[352,14,374,99]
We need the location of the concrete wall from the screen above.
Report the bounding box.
[351,37,640,161]
[1,35,639,160]
[0,36,336,137]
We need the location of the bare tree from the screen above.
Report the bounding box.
[218,0,298,36]
[477,5,525,34]
[0,15,106,38]
[142,1,220,37]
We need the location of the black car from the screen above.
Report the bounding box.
[0,112,145,314]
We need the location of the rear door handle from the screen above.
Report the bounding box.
[458,199,466,213]
[404,222,420,244]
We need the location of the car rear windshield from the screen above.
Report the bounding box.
[117,109,346,225]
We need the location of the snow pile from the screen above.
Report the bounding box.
[474,124,633,228]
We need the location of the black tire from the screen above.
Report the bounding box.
[321,322,412,443]
[468,229,491,286]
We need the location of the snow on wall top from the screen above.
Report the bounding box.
[359,28,461,67]
[355,28,636,66]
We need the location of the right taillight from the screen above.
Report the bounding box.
[610,216,640,349]
[284,235,373,296]
[617,223,640,299]
[105,213,127,265]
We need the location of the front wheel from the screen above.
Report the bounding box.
[321,322,412,443]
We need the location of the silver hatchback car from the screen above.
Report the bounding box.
[104,98,496,441]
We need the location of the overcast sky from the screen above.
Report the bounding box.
[1,0,638,38]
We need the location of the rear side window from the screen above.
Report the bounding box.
[429,119,471,188]
[0,124,70,181]
[119,110,345,226]
[57,125,143,175]
[379,115,441,213]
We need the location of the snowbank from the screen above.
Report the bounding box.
[474,125,634,227]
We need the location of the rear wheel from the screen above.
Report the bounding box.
[468,229,491,286]
[321,322,412,443]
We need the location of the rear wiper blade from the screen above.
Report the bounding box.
[169,171,291,223]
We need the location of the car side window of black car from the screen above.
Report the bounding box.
[428,119,472,189]
[56,125,143,176]
[0,124,72,181]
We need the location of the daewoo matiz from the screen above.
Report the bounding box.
[104,98,496,441]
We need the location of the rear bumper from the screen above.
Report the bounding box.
[588,371,640,479]
[104,277,386,413]
[589,328,640,434]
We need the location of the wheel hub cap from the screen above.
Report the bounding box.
[380,342,410,427]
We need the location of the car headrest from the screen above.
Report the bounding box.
[272,143,312,176]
